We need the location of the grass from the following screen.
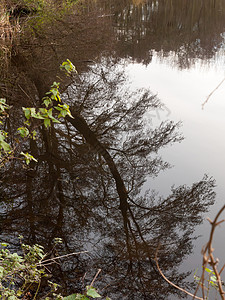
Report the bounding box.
[0,0,79,74]
[0,2,20,72]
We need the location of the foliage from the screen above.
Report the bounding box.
[0,98,11,157]
[16,0,80,34]
[0,0,79,72]
[0,62,74,167]
[63,286,102,300]
[0,238,48,299]
[20,152,38,165]
[0,238,107,300]
[60,59,77,75]
[194,267,219,298]
[4,0,79,16]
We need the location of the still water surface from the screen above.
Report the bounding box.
[128,53,225,298]
[1,0,225,299]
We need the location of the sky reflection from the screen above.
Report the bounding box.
[126,52,225,295]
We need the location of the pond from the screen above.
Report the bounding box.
[0,0,225,299]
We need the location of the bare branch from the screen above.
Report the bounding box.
[202,77,225,109]
[37,250,89,266]
[154,249,203,300]
[199,204,225,299]
[90,269,102,288]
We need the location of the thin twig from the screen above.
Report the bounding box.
[90,269,101,288]
[33,279,41,300]
[202,77,225,109]
[37,250,88,266]
[38,261,61,267]
[197,204,225,300]
[192,252,209,300]
[207,206,225,298]
[17,84,33,103]
[220,263,225,276]
[154,250,203,300]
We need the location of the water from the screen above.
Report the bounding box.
[127,54,225,298]
[0,0,225,299]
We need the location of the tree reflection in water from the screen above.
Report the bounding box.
[92,0,225,67]
[0,59,216,299]
[1,0,223,298]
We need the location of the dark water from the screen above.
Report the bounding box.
[0,1,225,299]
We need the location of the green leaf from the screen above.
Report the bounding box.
[0,266,4,278]
[24,120,31,126]
[86,286,101,298]
[44,118,51,128]
[51,88,58,98]
[0,140,11,152]
[210,275,217,282]
[51,117,60,124]
[46,108,53,117]
[60,59,77,75]
[39,108,47,115]
[59,109,67,118]
[17,127,29,138]
[55,104,74,119]
[34,112,45,120]
[8,296,18,300]
[194,275,200,281]
[0,132,5,142]
[1,242,9,247]
[52,82,60,88]
[30,108,37,118]
[46,108,60,123]
[0,98,10,112]
[16,291,23,297]
[20,152,38,165]
[43,97,52,108]
[31,130,37,140]
[205,268,213,273]
[22,107,31,120]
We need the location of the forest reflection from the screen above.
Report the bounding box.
[0,59,216,299]
[94,0,225,67]
[1,0,225,102]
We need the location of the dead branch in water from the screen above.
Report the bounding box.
[202,77,225,109]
